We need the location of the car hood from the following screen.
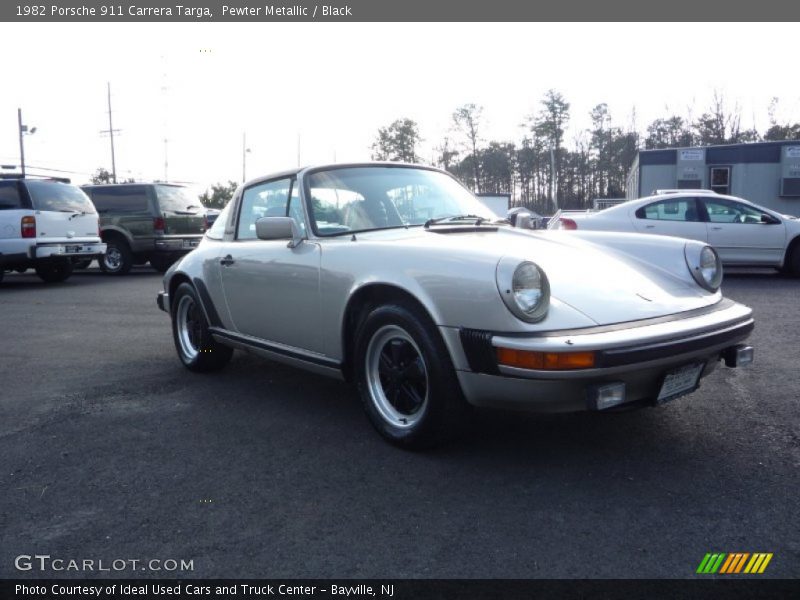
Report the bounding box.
[351,226,717,326]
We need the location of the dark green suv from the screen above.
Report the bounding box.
[81,183,207,274]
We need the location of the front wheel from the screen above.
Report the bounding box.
[354,303,471,449]
[35,260,73,283]
[783,245,800,278]
[171,282,233,372]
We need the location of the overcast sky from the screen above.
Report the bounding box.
[1,22,798,194]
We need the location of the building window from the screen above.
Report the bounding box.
[709,167,730,195]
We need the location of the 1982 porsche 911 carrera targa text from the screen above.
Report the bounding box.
[157,163,754,448]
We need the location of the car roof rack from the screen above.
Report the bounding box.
[652,189,716,195]
[0,173,72,184]
[83,181,185,187]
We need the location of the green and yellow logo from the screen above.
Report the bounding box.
[697,552,773,574]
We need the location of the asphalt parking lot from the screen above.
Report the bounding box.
[0,267,798,579]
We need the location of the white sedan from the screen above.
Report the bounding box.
[550,191,800,275]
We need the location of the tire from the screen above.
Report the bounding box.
[35,260,73,283]
[150,254,175,273]
[783,244,800,278]
[354,302,471,449]
[171,282,233,372]
[100,239,133,275]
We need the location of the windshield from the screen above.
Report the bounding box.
[27,180,96,214]
[155,185,204,213]
[305,166,495,236]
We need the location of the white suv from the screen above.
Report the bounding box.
[0,176,106,284]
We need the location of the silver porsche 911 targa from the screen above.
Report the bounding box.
[157,163,754,448]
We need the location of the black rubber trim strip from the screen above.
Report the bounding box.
[596,319,754,368]
[192,278,223,328]
[489,298,735,338]
[209,327,341,370]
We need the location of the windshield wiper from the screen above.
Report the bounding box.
[62,210,88,219]
[423,214,487,229]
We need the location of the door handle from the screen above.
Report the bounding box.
[220,255,235,266]
[711,226,722,230]
[645,225,655,229]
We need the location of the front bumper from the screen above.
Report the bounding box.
[157,290,168,313]
[33,242,107,259]
[450,299,754,412]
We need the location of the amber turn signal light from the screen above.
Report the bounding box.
[496,347,596,370]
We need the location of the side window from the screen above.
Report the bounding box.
[88,187,149,214]
[704,199,765,224]
[0,181,23,209]
[237,178,292,240]
[636,198,700,222]
[205,202,232,240]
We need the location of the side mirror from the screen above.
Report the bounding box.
[255,216,303,248]
[761,213,780,225]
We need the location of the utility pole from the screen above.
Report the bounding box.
[107,83,117,183]
[162,139,169,182]
[550,147,558,212]
[99,82,121,183]
[242,132,251,183]
[17,108,36,177]
[17,109,26,177]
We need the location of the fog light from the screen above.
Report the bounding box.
[587,382,626,411]
[723,345,754,368]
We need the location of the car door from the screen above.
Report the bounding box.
[218,177,323,352]
[631,196,708,242]
[701,197,786,266]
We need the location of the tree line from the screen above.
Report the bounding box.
[371,91,800,214]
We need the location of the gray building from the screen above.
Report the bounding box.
[627,140,800,216]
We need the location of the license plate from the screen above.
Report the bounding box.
[183,240,199,249]
[657,363,704,404]
[65,245,83,253]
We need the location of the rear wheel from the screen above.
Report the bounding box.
[171,282,233,372]
[100,240,133,275]
[354,302,471,449]
[35,260,73,283]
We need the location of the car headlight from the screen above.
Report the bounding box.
[685,243,723,292]
[496,257,550,322]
